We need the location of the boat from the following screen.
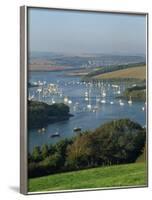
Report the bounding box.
[142,107,145,111]
[101,99,106,104]
[117,90,121,95]
[128,96,132,105]
[50,132,60,138]
[52,98,56,104]
[85,97,89,101]
[119,99,124,106]
[68,100,72,104]
[28,93,34,101]
[112,84,119,88]
[96,97,100,102]
[110,101,114,105]
[41,128,46,132]
[73,127,82,132]
[36,88,42,93]
[85,91,88,96]
[102,91,106,97]
[37,128,46,133]
[64,96,68,103]
[87,104,92,109]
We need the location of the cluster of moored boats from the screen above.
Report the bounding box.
[29,80,146,114]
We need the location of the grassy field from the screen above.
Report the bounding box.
[28,162,147,192]
[94,66,146,80]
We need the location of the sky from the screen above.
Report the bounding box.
[28,8,146,55]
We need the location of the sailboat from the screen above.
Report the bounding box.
[52,98,56,104]
[87,88,92,110]
[102,90,106,97]
[68,100,72,104]
[128,96,132,105]
[142,106,145,111]
[101,99,106,104]
[117,88,121,95]
[64,96,68,103]
[119,99,124,106]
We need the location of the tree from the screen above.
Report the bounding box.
[90,119,146,165]
[41,144,49,159]
[32,146,41,162]
[66,132,92,169]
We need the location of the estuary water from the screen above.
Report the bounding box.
[28,71,146,152]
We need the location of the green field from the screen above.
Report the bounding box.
[28,162,147,192]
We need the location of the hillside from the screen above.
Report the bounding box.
[121,85,146,101]
[28,101,72,129]
[28,162,147,192]
[94,66,146,80]
[82,62,146,81]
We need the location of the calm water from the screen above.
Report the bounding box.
[28,71,146,152]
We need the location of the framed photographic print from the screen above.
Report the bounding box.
[20,6,148,194]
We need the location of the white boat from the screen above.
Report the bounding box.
[37,88,42,93]
[85,91,88,96]
[33,81,39,86]
[128,96,132,105]
[101,99,106,104]
[110,101,114,105]
[120,102,125,106]
[112,84,119,88]
[64,96,68,103]
[87,104,92,109]
[41,128,46,132]
[85,97,89,101]
[68,100,72,104]
[102,91,106,97]
[119,99,124,106]
[117,90,121,95]
[52,99,56,104]
[142,107,145,111]
[28,93,34,101]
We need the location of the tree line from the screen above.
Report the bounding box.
[28,119,146,178]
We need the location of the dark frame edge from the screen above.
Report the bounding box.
[20,5,28,195]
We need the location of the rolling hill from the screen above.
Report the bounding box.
[28,162,147,192]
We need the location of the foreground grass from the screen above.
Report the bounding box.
[94,66,146,80]
[28,162,147,192]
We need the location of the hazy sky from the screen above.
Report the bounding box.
[28,8,146,55]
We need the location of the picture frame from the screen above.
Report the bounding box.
[20,6,148,195]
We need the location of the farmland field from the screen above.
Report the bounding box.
[94,66,146,80]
